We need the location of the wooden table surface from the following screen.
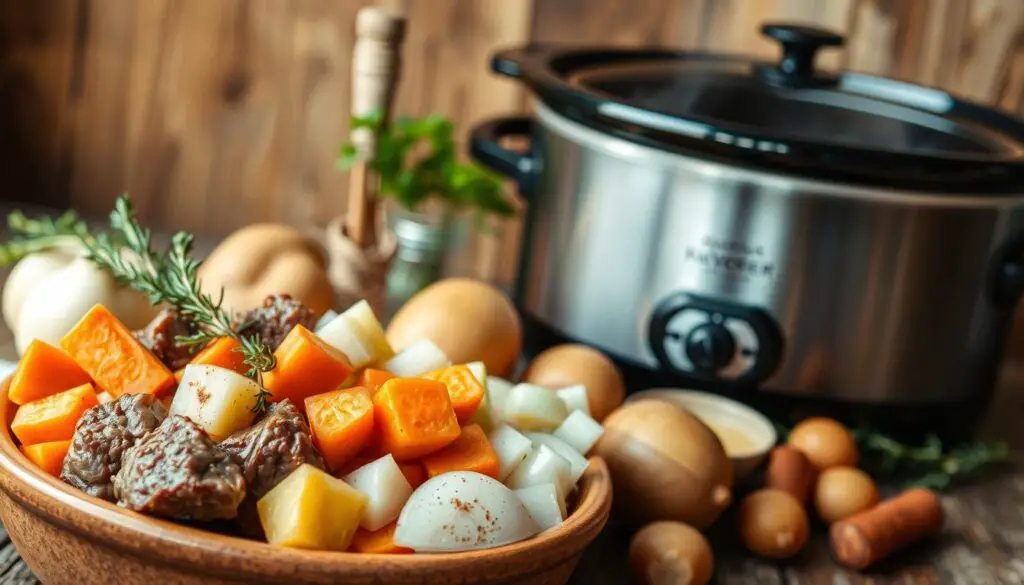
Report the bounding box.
[0,223,1022,584]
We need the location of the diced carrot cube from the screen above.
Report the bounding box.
[372,378,461,461]
[189,337,248,374]
[9,340,92,405]
[424,365,486,424]
[349,521,412,554]
[263,326,354,408]
[60,305,175,398]
[398,462,426,489]
[357,369,395,394]
[305,386,375,472]
[11,383,99,445]
[20,439,71,477]
[421,424,500,479]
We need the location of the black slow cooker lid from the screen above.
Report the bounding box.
[493,23,1024,193]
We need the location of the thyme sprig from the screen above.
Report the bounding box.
[4,195,276,413]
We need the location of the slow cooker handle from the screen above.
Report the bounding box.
[469,116,537,199]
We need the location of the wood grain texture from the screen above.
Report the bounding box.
[1,0,1024,289]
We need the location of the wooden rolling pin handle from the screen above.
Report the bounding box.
[351,7,406,155]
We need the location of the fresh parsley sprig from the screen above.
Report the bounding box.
[3,195,276,413]
[337,110,515,228]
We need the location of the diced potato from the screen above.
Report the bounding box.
[343,454,414,531]
[257,464,367,551]
[556,384,590,416]
[341,300,395,363]
[516,483,566,531]
[384,339,450,377]
[488,424,533,481]
[553,410,604,455]
[503,383,568,432]
[487,376,514,420]
[505,444,573,497]
[526,432,588,485]
[169,365,259,441]
[314,309,339,332]
[316,317,375,369]
[466,362,496,433]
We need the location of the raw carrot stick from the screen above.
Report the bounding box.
[20,439,71,477]
[349,521,412,554]
[189,337,247,375]
[830,488,943,570]
[262,326,354,407]
[305,386,375,472]
[398,462,426,489]
[424,365,486,424]
[372,378,461,461]
[11,383,99,445]
[9,340,92,406]
[765,446,816,505]
[421,424,500,479]
[357,368,394,394]
[60,305,175,398]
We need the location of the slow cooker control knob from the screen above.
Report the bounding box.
[684,323,736,373]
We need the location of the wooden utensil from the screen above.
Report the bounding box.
[345,5,406,248]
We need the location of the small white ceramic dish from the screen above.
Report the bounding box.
[626,388,777,479]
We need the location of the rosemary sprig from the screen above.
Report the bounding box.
[854,428,1010,490]
[4,195,276,413]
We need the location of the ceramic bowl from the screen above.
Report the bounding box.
[0,377,612,585]
[627,388,777,479]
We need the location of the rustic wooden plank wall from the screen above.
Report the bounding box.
[0,0,1022,285]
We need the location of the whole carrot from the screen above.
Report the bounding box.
[830,488,943,570]
[765,445,816,505]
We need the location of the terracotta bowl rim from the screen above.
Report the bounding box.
[0,377,612,580]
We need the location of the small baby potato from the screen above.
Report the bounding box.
[788,417,859,470]
[814,466,879,524]
[739,489,809,560]
[629,521,713,585]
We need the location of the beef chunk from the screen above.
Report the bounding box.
[220,400,325,499]
[61,393,168,501]
[134,308,198,370]
[113,415,245,521]
[236,294,316,351]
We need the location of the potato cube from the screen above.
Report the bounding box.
[169,365,259,441]
[257,464,367,551]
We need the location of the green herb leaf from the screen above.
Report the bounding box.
[337,112,517,224]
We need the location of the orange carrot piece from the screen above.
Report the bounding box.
[421,424,500,479]
[9,339,92,406]
[60,305,175,398]
[372,378,461,461]
[262,326,354,407]
[20,439,71,477]
[357,369,395,394]
[398,462,427,489]
[173,369,185,384]
[11,383,99,445]
[305,386,375,472]
[424,365,486,424]
[349,522,413,554]
[189,337,248,375]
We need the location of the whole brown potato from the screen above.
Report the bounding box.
[788,417,859,470]
[739,489,809,559]
[814,466,879,524]
[522,344,625,421]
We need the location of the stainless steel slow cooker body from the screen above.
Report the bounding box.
[471,24,1024,410]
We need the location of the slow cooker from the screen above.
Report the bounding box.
[469,23,1024,437]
